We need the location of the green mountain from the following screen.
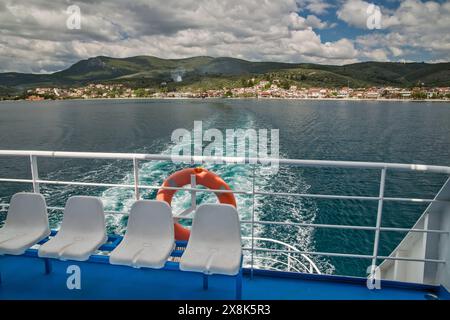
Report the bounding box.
[310,62,450,87]
[1,56,449,96]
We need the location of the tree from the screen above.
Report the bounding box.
[240,78,253,88]
[223,90,233,97]
[280,80,290,90]
[134,88,147,97]
[411,91,427,100]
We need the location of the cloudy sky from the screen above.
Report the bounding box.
[1,0,449,73]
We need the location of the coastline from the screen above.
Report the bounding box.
[2,96,449,103]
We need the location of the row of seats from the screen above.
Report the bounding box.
[0,193,243,296]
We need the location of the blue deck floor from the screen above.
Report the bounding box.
[0,255,443,300]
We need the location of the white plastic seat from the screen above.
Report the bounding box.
[180,204,242,276]
[38,196,107,261]
[0,193,50,255]
[110,200,174,269]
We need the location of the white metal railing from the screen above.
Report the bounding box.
[0,150,449,276]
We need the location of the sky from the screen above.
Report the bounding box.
[0,0,449,73]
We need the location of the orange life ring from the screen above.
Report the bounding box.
[156,167,236,241]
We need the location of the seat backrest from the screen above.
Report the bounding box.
[5,192,49,232]
[124,200,174,242]
[189,204,241,250]
[59,196,105,237]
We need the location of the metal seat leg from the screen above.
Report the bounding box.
[44,258,52,274]
[203,273,209,290]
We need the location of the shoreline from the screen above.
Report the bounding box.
[2,96,449,103]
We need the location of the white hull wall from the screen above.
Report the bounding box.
[379,177,450,289]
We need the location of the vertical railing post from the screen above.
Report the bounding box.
[287,247,291,272]
[190,174,197,211]
[30,155,40,193]
[250,165,256,279]
[133,158,140,200]
[371,167,387,272]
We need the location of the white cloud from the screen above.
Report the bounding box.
[338,0,450,62]
[0,0,362,73]
[0,0,448,73]
[285,29,358,61]
[337,0,372,28]
[305,15,329,29]
[298,0,334,15]
[390,46,403,57]
[337,0,398,29]
[362,48,389,61]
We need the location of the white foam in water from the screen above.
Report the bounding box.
[98,115,334,274]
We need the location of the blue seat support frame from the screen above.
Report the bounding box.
[202,255,243,300]
[1,231,244,300]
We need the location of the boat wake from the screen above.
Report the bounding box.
[38,113,334,274]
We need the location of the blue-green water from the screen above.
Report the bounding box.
[0,99,449,277]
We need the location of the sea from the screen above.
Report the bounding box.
[1,98,449,277]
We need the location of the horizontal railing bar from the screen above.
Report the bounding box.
[244,247,446,263]
[0,204,131,216]
[255,190,380,201]
[240,220,449,234]
[48,206,129,216]
[377,255,446,263]
[38,180,135,189]
[379,226,448,234]
[37,179,252,195]
[243,247,374,259]
[0,178,34,183]
[0,150,449,174]
[0,203,195,218]
[384,196,438,203]
[243,220,376,231]
[256,190,439,203]
[0,178,443,204]
[0,203,447,234]
[1,178,249,194]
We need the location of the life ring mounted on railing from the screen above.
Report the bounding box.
[156,167,237,240]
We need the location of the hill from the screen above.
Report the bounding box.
[0,56,449,97]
